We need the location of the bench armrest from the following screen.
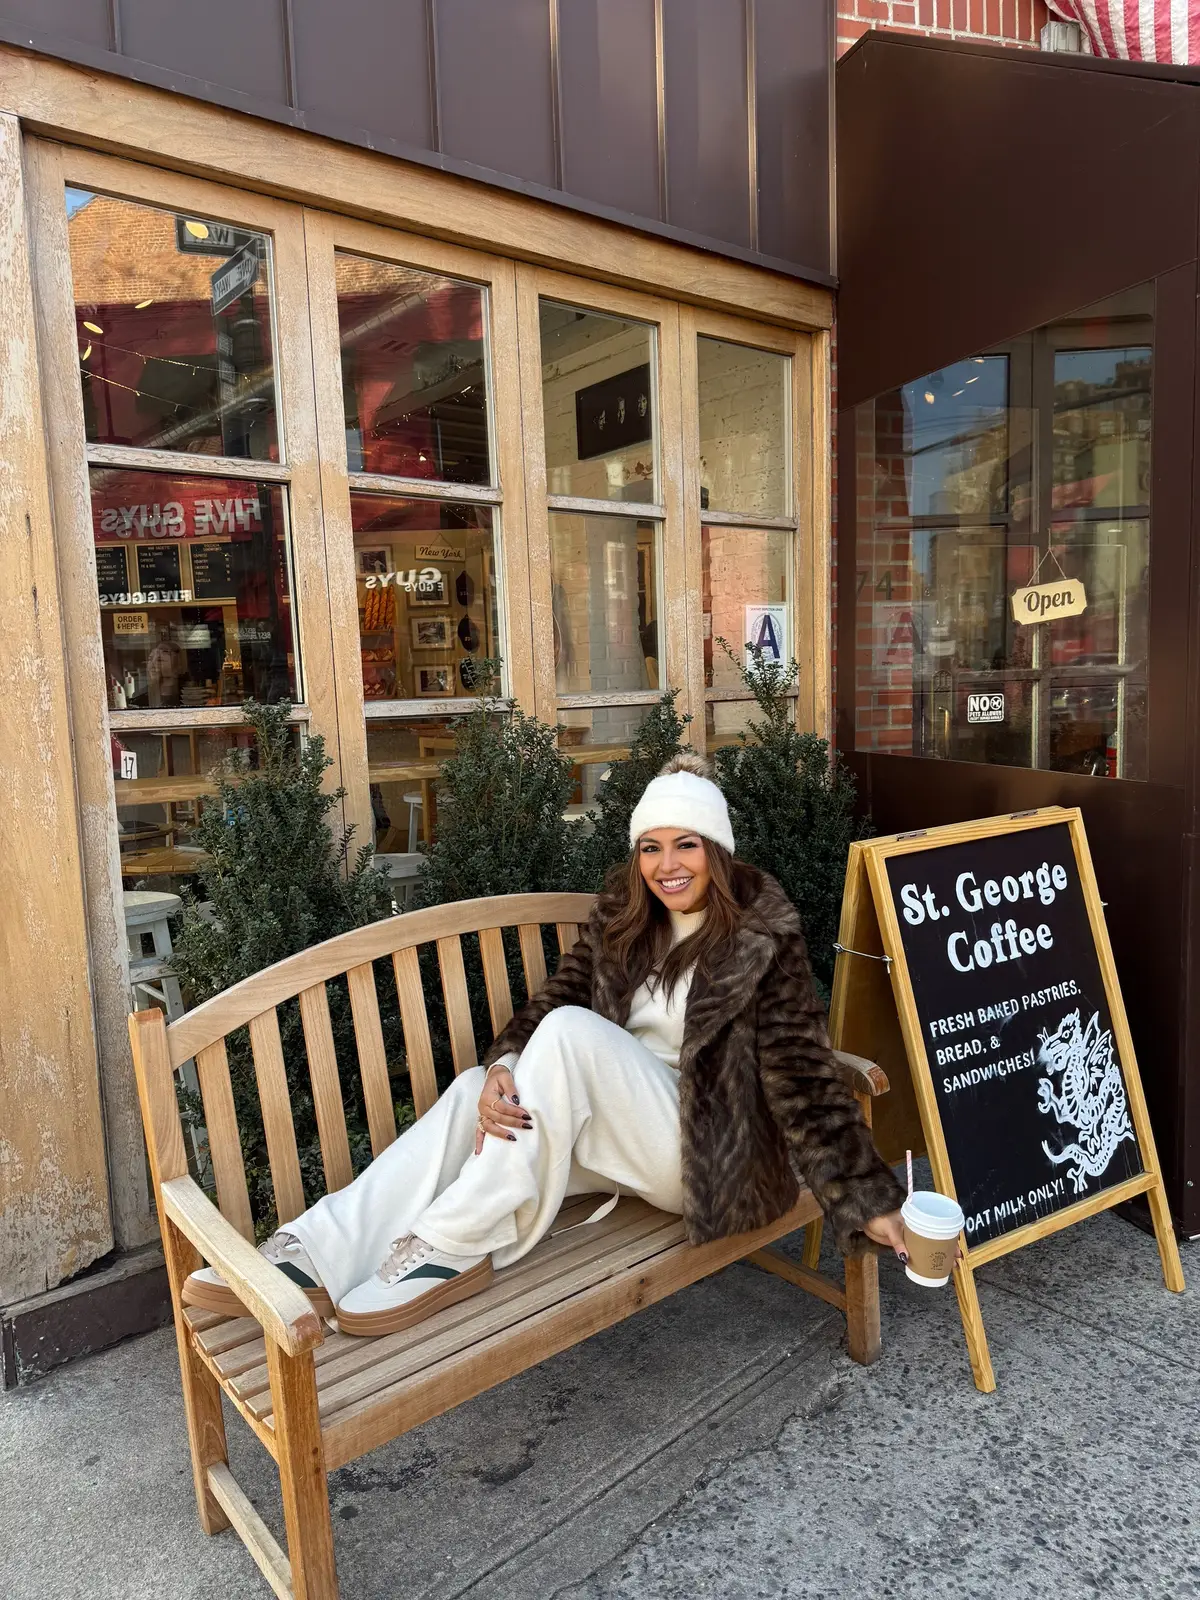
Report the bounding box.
[161,1176,324,1356]
[833,1049,890,1097]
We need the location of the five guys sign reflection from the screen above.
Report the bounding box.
[884,822,1143,1246]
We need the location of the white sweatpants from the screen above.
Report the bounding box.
[286,1006,684,1306]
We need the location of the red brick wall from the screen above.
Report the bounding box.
[836,0,1049,55]
[829,2,1048,746]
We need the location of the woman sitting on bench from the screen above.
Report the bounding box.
[184,754,907,1337]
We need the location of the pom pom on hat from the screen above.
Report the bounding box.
[628,751,735,854]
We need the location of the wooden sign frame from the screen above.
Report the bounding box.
[829,805,1184,1392]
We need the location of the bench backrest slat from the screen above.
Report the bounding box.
[346,962,397,1159]
[195,1038,255,1241]
[518,923,548,996]
[391,945,439,1117]
[298,983,354,1193]
[149,894,595,1236]
[248,1008,306,1225]
[436,935,478,1076]
[477,926,514,1034]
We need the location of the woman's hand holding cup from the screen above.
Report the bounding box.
[475,1062,533,1153]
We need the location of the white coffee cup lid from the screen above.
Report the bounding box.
[901,1189,965,1240]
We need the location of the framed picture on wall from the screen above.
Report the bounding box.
[409,571,449,605]
[417,666,454,696]
[356,548,390,575]
[411,615,454,651]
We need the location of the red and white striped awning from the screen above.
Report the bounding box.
[1048,0,1200,61]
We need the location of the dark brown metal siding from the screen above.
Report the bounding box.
[0,0,833,283]
[835,33,1200,1229]
[291,0,435,150]
[558,0,660,221]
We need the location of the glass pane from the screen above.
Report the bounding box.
[67,188,278,461]
[549,513,659,695]
[366,715,466,852]
[557,718,638,808]
[705,700,764,748]
[697,338,789,518]
[1053,345,1151,513]
[93,469,296,709]
[852,284,1153,780]
[336,254,491,484]
[540,302,657,502]
[702,525,790,692]
[351,496,499,702]
[115,724,264,891]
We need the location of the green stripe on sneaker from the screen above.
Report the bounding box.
[402,1264,460,1282]
[277,1261,318,1290]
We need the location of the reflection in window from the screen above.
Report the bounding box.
[853,286,1152,781]
[550,513,658,697]
[66,189,279,461]
[113,724,270,892]
[92,469,296,711]
[336,254,491,484]
[697,338,789,518]
[540,303,657,502]
[351,495,498,702]
[702,526,789,692]
[366,716,468,852]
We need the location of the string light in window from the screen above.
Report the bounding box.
[924,390,935,404]
[83,320,104,334]
[134,299,154,310]
[81,344,92,361]
[184,220,210,240]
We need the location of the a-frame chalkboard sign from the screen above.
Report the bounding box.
[828,806,1184,1392]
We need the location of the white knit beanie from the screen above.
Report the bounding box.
[628,752,735,854]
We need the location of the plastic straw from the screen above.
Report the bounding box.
[906,1149,914,1198]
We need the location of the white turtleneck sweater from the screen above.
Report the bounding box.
[624,908,706,1069]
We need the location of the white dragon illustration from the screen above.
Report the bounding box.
[1035,1008,1136,1193]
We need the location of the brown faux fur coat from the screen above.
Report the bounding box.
[485,863,905,1255]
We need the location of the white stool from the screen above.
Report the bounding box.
[372,851,424,911]
[124,890,185,1022]
[402,791,424,852]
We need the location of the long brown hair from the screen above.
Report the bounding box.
[602,839,744,999]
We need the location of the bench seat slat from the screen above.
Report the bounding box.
[248,1008,306,1225]
[392,947,438,1115]
[195,1040,254,1241]
[229,1199,670,1408]
[318,1192,822,1472]
[346,962,397,1158]
[298,982,354,1193]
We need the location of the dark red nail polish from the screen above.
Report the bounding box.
[512,1094,521,1105]
[507,1133,516,1142]
[899,1252,908,1263]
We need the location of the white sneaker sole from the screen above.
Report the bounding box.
[182,1272,334,1321]
[336,1256,494,1338]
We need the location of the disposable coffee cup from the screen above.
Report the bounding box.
[900,1190,965,1287]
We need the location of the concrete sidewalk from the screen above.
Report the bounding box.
[1,1205,1195,1600]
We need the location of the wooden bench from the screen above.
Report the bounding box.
[130,892,891,1600]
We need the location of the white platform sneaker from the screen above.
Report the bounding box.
[181,1230,334,1320]
[336,1234,493,1337]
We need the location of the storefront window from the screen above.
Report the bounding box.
[540,303,658,503]
[93,469,296,710]
[336,254,491,484]
[352,495,499,702]
[853,287,1152,779]
[702,525,790,693]
[697,337,789,519]
[549,512,658,696]
[67,189,279,461]
[365,716,464,852]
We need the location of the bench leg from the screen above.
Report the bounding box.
[801,1218,823,1270]
[267,1342,339,1600]
[844,1252,881,1366]
[162,1218,231,1535]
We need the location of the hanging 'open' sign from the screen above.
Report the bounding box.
[1011,578,1087,624]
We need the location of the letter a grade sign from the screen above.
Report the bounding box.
[828,807,1183,1393]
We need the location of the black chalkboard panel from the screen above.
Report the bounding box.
[136,543,183,593]
[95,544,128,599]
[190,542,236,600]
[884,821,1143,1247]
